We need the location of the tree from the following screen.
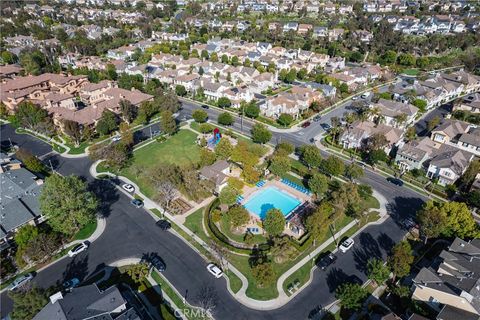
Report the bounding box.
[276,142,295,156]
[251,262,275,287]
[251,124,272,144]
[15,148,44,173]
[217,97,232,109]
[15,101,48,130]
[192,109,208,123]
[126,263,150,283]
[388,241,414,281]
[365,149,388,165]
[96,110,118,135]
[153,181,178,209]
[200,148,216,166]
[63,119,82,146]
[218,112,234,126]
[14,225,38,249]
[277,113,294,127]
[413,99,427,112]
[199,123,214,133]
[417,201,448,244]
[175,85,187,96]
[119,122,134,146]
[321,156,345,177]
[263,209,285,236]
[305,202,331,240]
[225,205,250,229]
[405,127,417,142]
[426,116,440,132]
[22,232,60,264]
[335,283,368,311]
[268,156,291,177]
[243,102,260,118]
[301,145,322,169]
[8,287,48,320]
[119,99,136,124]
[308,173,329,197]
[215,138,233,159]
[89,142,130,169]
[367,258,390,285]
[39,174,98,236]
[219,186,240,206]
[160,110,177,135]
[397,53,416,66]
[344,163,364,182]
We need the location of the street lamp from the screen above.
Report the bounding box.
[329,224,338,247]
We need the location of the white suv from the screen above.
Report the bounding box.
[8,273,34,291]
[339,238,355,253]
[68,241,89,257]
[206,263,223,279]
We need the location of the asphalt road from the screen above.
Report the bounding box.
[0,104,427,319]
[414,103,452,137]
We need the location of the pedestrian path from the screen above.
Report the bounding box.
[89,160,390,311]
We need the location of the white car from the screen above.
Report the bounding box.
[360,92,371,99]
[8,273,34,291]
[112,135,121,142]
[206,263,223,279]
[122,184,135,193]
[339,238,355,253]
[68,241,89,257]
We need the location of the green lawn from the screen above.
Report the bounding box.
[402,68,420,76]
[119,130,201,198]
[73,220,97,240]
[184,208,211,244]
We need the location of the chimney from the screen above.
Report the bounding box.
[50,292,63,304]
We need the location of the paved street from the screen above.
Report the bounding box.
[414,103,452,137]
[0,111,427,319]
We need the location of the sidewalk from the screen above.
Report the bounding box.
[90,160,390,311]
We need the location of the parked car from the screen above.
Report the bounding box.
[68,242,89,257]
[151,130,161,137]
[112,135,121,142]
[156,219,171,231]
[122,184,135,193]
[320,123,332,131]
[360,92,371,99]
[63,278,80,291]
[317,252,337,270]
[387,177,404,186]
[201,104,209,109]
[206,263,223,278]
[352,96,359,101]
[339,238,354,253]
[313,115,322,122]
[8,273,34,291]
[131,199,144,208]
[151,255,166,272]
[301,121,311,128]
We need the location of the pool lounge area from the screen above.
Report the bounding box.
[243,186,302,220]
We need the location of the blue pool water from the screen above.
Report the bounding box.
[244,187,301,220]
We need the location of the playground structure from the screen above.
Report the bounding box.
[207,128,222,148]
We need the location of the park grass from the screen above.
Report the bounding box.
[184,208,211,244]
[65,141,89,155]
[118,130,201,198]
[73,220,97,240]
[402,68,420,76]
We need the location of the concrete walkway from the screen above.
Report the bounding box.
[89,160,390,310]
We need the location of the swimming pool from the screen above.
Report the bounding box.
[243,186,301,220]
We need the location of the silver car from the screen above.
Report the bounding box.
[8,273,34,291]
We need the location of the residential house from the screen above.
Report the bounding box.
[173,73,201,93]
[106,45,136,60]
[453,93,480,113]
[201,80,230,101]
[412,238,480,317]
[370,99,418,128]
[0,156,44,242]
[297,24,313,35]
[283,22,299,32]
[395,137,437,171]
[426,148,474,186]
[339,121,403,153]
[33,284,140,320]
[0,64,23,79]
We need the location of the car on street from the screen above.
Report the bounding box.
[361,92,371,99]
[201,104,209,109]
[339,238,354,253]
[8,273,34,291]
[151,255,166,272]
[206,263,223,278]
[63,278,80,291]
[156,219,171,230]
[301,121,311,128]
[112,135,121,142]
[313,115,322,122]
[297,131,305,136]
[387,177,404,186]
[68,241,89,257]
[352,96,359,101]
[320,123,332,131]
[151,130,161,137]
[317,252,337,270]
[122,184,135,193]
[131,199,144,208]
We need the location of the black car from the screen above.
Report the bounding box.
[156,219,171,231]
[151,255,166,272]
[130,199,144,208]
[317,252,337,270]
[201,104,209,109]
[320,123,332,131]
[387,177,404,186]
